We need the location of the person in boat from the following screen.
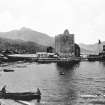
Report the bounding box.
[1,85,6,96]
[36,88,41,103]
[36,88,41,95]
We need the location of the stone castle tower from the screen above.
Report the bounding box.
[55,29,75,57]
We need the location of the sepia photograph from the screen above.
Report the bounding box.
[0,0,105,105]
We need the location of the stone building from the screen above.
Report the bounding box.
[55,29,75,57]
[47,46,54,53]
[103,45,105,51]
[75,44,80,57]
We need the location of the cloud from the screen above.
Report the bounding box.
[0,11,30,31]
[0,0,105,43]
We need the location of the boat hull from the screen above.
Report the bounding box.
[0,92,41,101]
[3,54,37,62]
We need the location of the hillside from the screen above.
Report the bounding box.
[0,27,54,46]
[0,37,47,53]
[80,48,97,54]
[79,42,105,54]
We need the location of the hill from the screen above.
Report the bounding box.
[79,42,105,54]
[0,27,54,46]
[0,37,47,53]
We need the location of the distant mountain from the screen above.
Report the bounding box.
[80,48,97,54]
[0,27,54,46]
[79,42,105,54]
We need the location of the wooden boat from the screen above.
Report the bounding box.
[59,72,65,75]
[3,69,14,72]
[2,54,38,62]
[0,89,41,101]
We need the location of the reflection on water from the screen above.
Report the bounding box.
[54,63,80,105]
[0,61,105,104]
[56,62,80,74]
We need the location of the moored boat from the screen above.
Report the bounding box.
[57,57,81,66]
[87,54,99,61]
[3,54,38,62]
[3,69,14,72]
[1,92,41,101]
[0,87,41,102]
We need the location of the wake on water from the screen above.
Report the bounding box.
[79,94,105,98]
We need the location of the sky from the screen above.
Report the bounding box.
[0,0,105,44]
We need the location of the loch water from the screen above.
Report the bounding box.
[0,61,105,105]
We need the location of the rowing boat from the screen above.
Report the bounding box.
[0,89,41,102]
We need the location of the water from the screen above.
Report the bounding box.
[0,61,105,105]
